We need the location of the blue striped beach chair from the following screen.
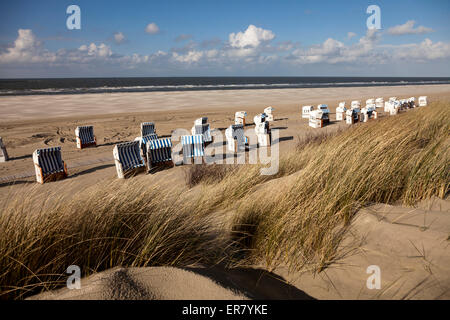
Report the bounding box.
[181,134,204,164]
[75,126,96,149]
[113,141,146,179]
[141,122,156,137]
[146,138,174,172]
[191,117,212,143]
[225,124,248,152]
[32,146,68,184]
[0,137,9,162]
[138,133,158,155]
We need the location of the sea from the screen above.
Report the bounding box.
[0,77,449,96]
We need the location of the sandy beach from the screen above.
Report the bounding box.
[1,84,449,300]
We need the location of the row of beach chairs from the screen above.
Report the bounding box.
[3,108,274,183]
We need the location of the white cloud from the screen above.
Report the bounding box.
[393,38,450,60]
[114,32,126,44]
[387,20,434,35]
[229,25,275,48]
[172,50,204,63]
[145,22,160,34]
[347,32,357,39]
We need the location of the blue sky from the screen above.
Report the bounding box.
[0,0,449,77]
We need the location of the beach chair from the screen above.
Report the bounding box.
[113,141,146,179]
[316,105,330,124]
[235,111,247,126]
[408,97,416,108]
[346,109,360,124]
[389,101,400,115]
[302,106,314,119]
[365,98,375,106]
[418,96,427,107]
[32,146,68,184]
[264,106,275,122]
[136,133,158,156]
[0,137,9,162]
[75,126,96,149]
[253,114,270,146]
[225,124,248,152]
[336,102,346,121]
[141,122,156,137]
[145,138,173,172]
[254,113,266,125]
[375,98,384,109]
[309,110,326,128]
[181,134,204,164]
[191,117,212,143]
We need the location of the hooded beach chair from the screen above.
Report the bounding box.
[408,97,416,108]
[225,124,248,152]
[136,133,158,155]
[365,98,375,106]
[264,106,275,122]
[32,146,68,184]
[316,104,330,124]
[75,126,96,149]
[418,96,427,107]
[113,141,146,179]
[346,109,360,124]
[351,100,361,110]
[375,98,384,109]
[336,102,346,121]
[191,117,212,143]
[146,138,173,172]
[181,134,204,164]
[0,137,9,162]
[302,105,314,119]
[235,111,247,126]
[141,122,156,137]
[309,110,326,128]
[253,113,270,146]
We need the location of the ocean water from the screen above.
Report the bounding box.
[0,77,449,96]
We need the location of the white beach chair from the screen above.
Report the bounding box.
[375,98,384,109]
[32,146,68,184]
[264,106,275,122]
[389,101,400,115]
[365,98,375,106]
[253,114,271,146]
[235,111,247,126]
[141,122,156,137]
[346,109,360,124]
[408,97,416,108]
[75,126,96,149]
[145,137,173,172]
[113,141,146,179]
[351,100,361,109]
[181,134,205,164]
[302,106,314,119]
[360,107,377,122]
[309,110,327,128]
[418,96,427,107]
[317,104,330,124]
[0,137,9,162]
[191,117,212,143]
[336,102,346,121]
[225,124,248,152]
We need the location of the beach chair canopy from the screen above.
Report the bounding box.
[408,97,415,102]
[235,111,247,118]
[139,133,158,151]
[75,126,95,144]
[192,123,212,143]
[338,102,346,108]
[376,98,384,103]
[264,106,274,114]
[194,117,208,126]
[141,122,156,137]
[33,147,65,175]
[310,110,325,119]
[351,101,361,108]
[254,113,266,125]
[317,104,330,113]
[389,97,397,102]
[182,134,204,159]
[146,138,172,164]
[366,99,375,105]
[114,141,145,173]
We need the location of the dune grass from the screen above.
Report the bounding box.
[0,102,448,299]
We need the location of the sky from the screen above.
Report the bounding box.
[0,0,449,78]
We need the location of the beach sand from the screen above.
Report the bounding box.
[1,84,449,300]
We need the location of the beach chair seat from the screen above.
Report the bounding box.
[75,126,96,149]
[235,111,247,126]
[336,102,346,121]
[225,124,248,152]
[32,146,68,184]
[418,96,427,107]
[146,138,173,172]
[113,141,146,179]
[264,106,275,122]
[302,105,314,119]
[0,137,9,162]
[141,122,156,137]
[181,134,205,164]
